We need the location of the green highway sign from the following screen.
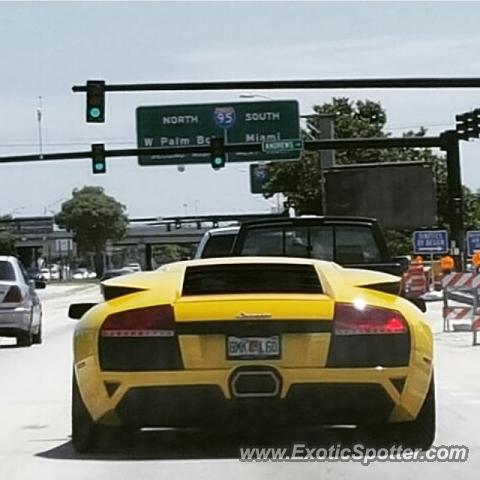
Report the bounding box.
[136,100,300,166]
[263,139,303,154]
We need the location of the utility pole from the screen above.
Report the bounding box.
[302,114,335,215]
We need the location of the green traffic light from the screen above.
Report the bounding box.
[89,107,101,119]
[94,162,104,171]
[213,156,224,168]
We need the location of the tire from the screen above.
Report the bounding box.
[17,332,32,347]
[379,373,436,450]
[72,371,132,453]
[32,319,42,345]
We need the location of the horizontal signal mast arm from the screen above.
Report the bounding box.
[0,136,446,164]
[72,78,480,92]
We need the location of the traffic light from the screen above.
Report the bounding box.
[210,137,226,169]
[91,144,106,174]
[455,108,480,141]
[86,80,105,123]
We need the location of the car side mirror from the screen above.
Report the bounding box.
[34,280,46,289]
[394,256,410,273]
[68,303,97,319]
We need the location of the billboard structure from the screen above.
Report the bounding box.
[325,162,436,229]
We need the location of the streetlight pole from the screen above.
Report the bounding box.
[37,96,43,159]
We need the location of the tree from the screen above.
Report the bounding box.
[153,244,193,266]
[265,97,480,254]
[55,187,128,276]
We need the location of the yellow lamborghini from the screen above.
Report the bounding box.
[70,257,434,452]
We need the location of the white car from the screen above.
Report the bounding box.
[40,267,60,281]
[0,256,45,346]
[40,268,51,281]
[194,226,240,259]
[72,268,90,280]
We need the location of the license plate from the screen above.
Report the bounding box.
[226,335,281,359]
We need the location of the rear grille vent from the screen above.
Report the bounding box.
[182,263,322,296]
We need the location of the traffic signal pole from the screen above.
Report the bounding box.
[441,130,464,269]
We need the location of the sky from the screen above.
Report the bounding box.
[1,0,480,219]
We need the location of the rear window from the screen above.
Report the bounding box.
[182,263,322,295]
[200,234,236,258]
[239,224,382,264]
[335,226,382,263]
[0,261,16,281]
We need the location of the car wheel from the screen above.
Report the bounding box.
[72,371,132,453]
[375,373,436,450]
[17,332,32,347]
[32,319,42,344]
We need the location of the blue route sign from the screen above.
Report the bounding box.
[250,163,270,194]
[466,231,480,256]
[413,230,449,254]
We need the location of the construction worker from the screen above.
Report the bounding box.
[413,255,424,265]
[472,250,480,273]
[440,254,455,275]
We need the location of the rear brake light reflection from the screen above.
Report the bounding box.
[334,303,407,335]
[100,305,175,338]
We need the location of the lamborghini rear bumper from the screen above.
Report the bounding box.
[75,354,432,429]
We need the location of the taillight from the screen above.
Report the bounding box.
[3,286,23,303]
[100,305,175,337]
[333,303,407,335]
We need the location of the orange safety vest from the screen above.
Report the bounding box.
[440,255,454,271]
